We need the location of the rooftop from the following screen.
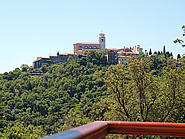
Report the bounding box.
[49,54,57,57]
[59,53,76,55]
[82,42,99,44]
[117,51,139,54]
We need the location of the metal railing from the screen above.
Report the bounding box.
[42,121,185,139]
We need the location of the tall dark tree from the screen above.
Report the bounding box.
[163,45,166,54]
[170,52,173,57]
[154,51,157,54]
[177,54,181,59]
[149,48,152,55]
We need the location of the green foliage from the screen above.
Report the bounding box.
[1,49,184,138]
[57,107,93,133]
[98,57,185,122]
[0,50,109,136]
[40,64,48,73]
[1,122,46,139]
[20,64,29,72]
[77,50,108,66]
[67,55,74,62]
[138,52,146,59]
[83,50,87,55]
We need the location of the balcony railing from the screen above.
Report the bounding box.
[42,121,185,139]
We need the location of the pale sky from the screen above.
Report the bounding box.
[0,0,185,73]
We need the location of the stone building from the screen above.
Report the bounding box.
[32,33,144,68]
[106,45,143,64]
[107,50,118,64]
[73,33,106,55]
[118,56,130,65]
[32,51,76,69]
[32,57,51,69]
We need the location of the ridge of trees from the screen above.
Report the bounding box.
[0,50,184,138]
[148,45,174,58]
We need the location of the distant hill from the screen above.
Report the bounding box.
[0,50,184,138]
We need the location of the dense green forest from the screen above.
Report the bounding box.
[0,50,184,138]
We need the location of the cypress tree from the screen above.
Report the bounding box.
[163,45,166,54]
[177,54,181,59]
[149,48,152,55]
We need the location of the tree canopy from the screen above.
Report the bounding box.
[98,57,185,122]
[0,50,184,138]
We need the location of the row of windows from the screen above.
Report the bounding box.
[79,46,97,49]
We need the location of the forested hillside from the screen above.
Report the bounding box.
[0,50,184,138]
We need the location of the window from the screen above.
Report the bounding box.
[84,46,88,49]
[89,46,92,48]
[79,46,82,48]
[94,46,97,48]
[101,39,104,42]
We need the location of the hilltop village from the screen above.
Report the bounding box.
[2,33,185,138]
[32,33,143,69]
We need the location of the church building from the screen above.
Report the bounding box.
[73,33,106,55]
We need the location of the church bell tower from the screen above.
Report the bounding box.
[98,33,106,50]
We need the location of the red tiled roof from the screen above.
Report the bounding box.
[73,43,82,45]
[49,54,57,57]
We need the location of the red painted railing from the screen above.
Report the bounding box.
[108,121,185,137]
[42,121,185,139]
